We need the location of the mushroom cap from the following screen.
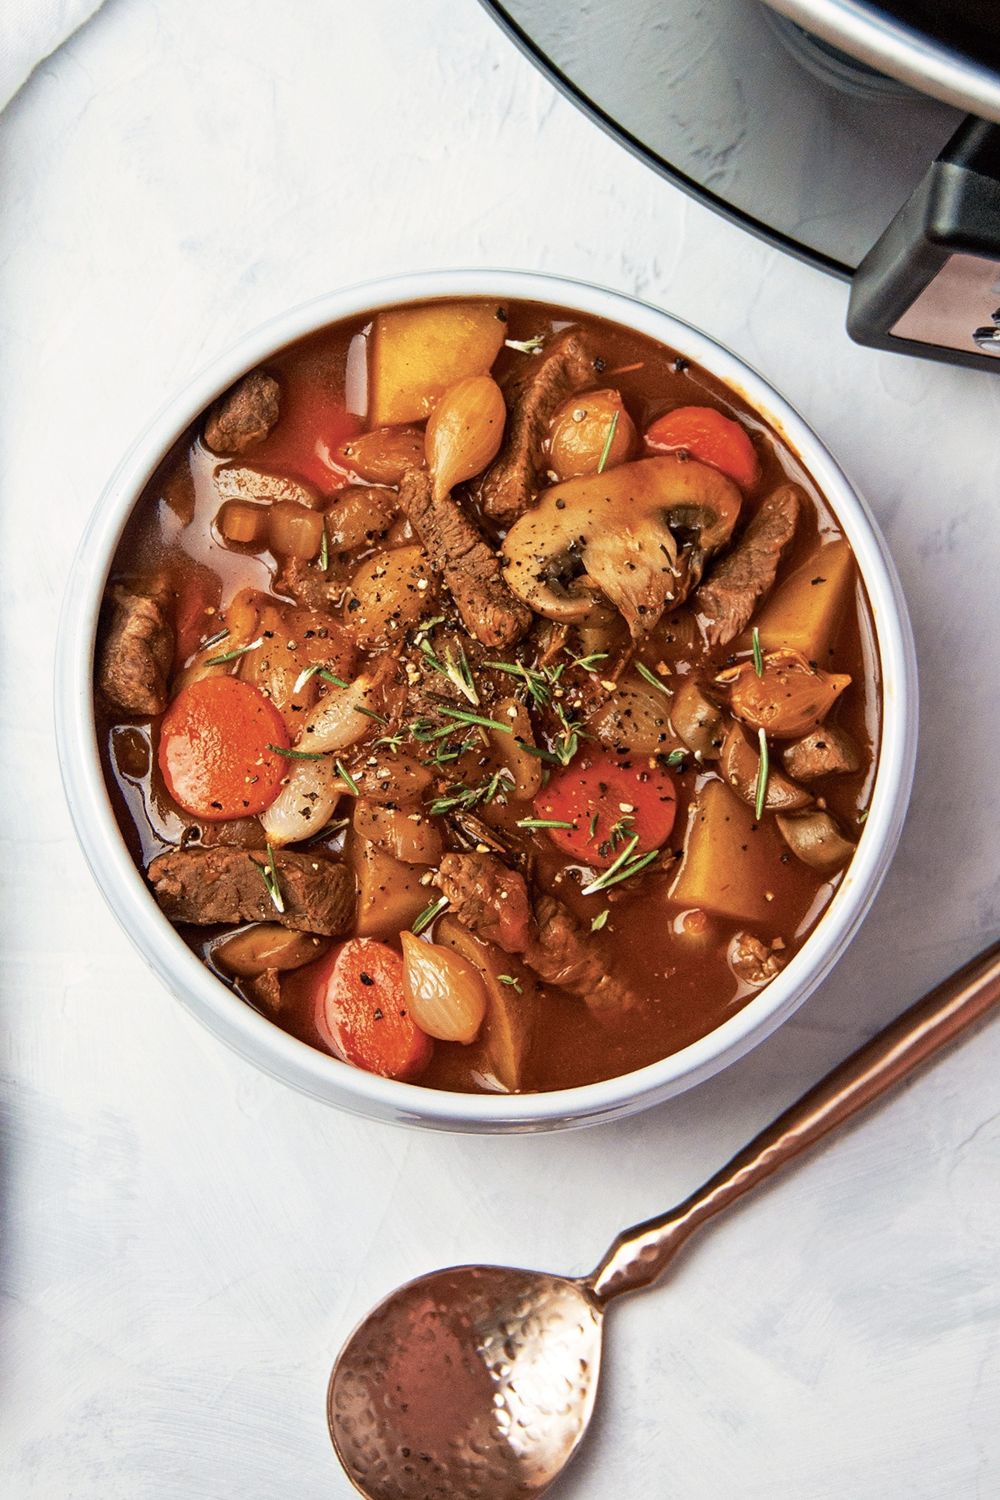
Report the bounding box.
[500,455,742,638]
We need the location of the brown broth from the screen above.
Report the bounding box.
[96,298,880,1094]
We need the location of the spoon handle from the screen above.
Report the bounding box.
[589,939,1000,1303]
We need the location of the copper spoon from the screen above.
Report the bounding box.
[328,940,1000,1500]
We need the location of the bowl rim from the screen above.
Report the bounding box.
[54,267,918,1132]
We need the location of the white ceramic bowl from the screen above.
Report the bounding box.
[54,269,917,1133]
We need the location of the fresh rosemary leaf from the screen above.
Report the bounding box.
[317,525,329,572]
[754,727,770,821]
[580,834,660,895]
[591,909,610,932]
[635,661,671,697]
[259,842,285,914]
[292,663,351,694]
[497,974,523,993]
[266,743,325,760]
[516,816,575,830]
[752,626,764,678]
[438,706,513,735]
[664,748,686,768]
[205,636,263,666]
[199,627,230,652]
[334,759,360,795]
[411,895,449,936]
[596,409,620,474]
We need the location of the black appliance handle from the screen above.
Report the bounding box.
[848,117,1000,371]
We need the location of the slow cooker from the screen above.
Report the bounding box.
[482,0,1000,372]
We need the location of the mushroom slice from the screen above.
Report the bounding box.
[776,809,855,872]
[720,722,812,812]
[501,456,741,639]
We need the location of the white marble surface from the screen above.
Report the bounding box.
[2,2,999,1496]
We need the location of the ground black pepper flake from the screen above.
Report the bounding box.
[360,971,374,986]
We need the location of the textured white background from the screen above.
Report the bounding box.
[2,2,1000,1496]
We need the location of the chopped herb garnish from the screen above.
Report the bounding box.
[754,727,770,820]
[317,525,329,572]
[858,808,869,825]
[484,659,551,707]
[596,409,620,474]
[293,663,351,694]
[504,335,544,354]
[664,748,686,768]
[588,812,599,840]
[427,768,514,817]
[438,705,513,735]
[334,759,360,795]
[266,743,325,760]
[411,895,449,936]
[200,627,230,652]
[581,834,660,896]
[568,651,608,674]
[419,637,479,705]
[516,816,575,830]
[591,909,610,932]
[205,636,263,666]
[259,842,285,914]
[635,661,670,697]
[752,626,764,678]
[413,614,447,645]
[373,730,407,754]
[355,705,390,725]
[497,974,523,993]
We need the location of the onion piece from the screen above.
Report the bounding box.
[400,931,488,1044]
[425,375,506,501]
[258,756,343,847]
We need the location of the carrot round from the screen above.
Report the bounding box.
[533,751,677,869]
[645,405,760,491]
[309,938,433,1080]
[157,675,290,820]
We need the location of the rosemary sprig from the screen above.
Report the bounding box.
[497,974,523,993]
[317,525,329,572]
[413,614,447,645]
[754,727,770,820]
[596,409,620,474]
[411,896,449,936]
[334,759,360,796]
[427,767,513,817]
[580,834,660,896]
[504,335,544,354]
[752,626,764,678]
[373,729,407,754]
[293,663,351,694]
[266,743,325,761]
[591,909,610,932]
[205,636,263,666]
[483,659,551,707]
[259,842,285,914]
[516,816,575,830]
[635,661,671,697]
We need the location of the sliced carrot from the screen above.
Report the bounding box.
[308,938,433,1080]
[157,676,289,820]
[644,405,760,491]
[533,751,677,869]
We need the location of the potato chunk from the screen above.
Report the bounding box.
[368,302,506,426]
[349,837,431,939]
[745,539,854,661]
[669,778,804,924]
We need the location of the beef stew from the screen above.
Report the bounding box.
[95,297,879,1094]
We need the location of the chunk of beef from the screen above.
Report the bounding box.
[204,371,280,455]
[782,724,860,781]
[272,555,339,612]
[729,931,785,987]
[148,847,355,936]
[246,969,284,1011]
[435,852,638,1013]
[97,583,175,716]
[435,852,534,953]
[477,330,598,525]
[530,893,638,1013]
[398,468,530,648]
[695,484,801,647]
